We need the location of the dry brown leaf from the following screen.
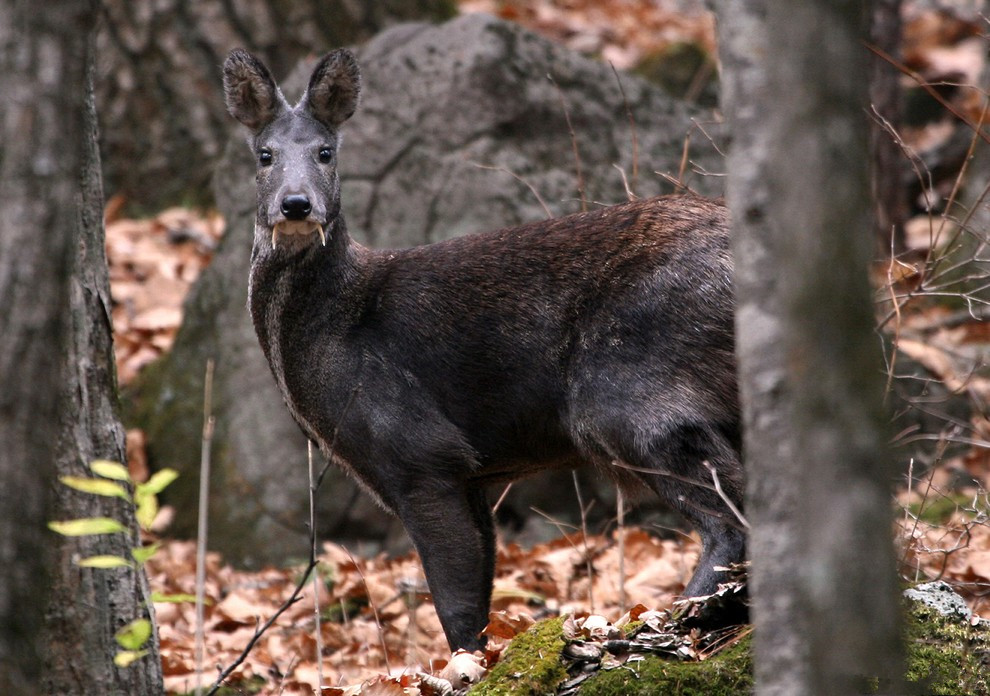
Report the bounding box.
[131,306,183,332]
[966,550,990,582]
[126,428,149,482]
[483,610,534,640]
[439,650,486,688]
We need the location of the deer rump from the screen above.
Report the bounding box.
[223,47,745,653]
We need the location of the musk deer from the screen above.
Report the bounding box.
[223,48,744,652]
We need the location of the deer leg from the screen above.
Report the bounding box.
[636,424,746,597]
[397,482,494,652]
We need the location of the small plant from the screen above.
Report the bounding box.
[49,459,181,667]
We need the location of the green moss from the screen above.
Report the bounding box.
[468,593,990,695]
[633,41,719,107]
[470,617,569,696]
[579,634,753,696]
[322,596,368,623]
[904,602,990,695]
[122,352,209,541]
[908,493,973,525]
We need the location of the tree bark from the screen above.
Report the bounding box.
[714,1,904,693]
[869,0,907,256]
[96,0,456,210]
[0,2,94,692]
[41,17,165,695]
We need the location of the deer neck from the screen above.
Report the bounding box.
[247,214,365,374]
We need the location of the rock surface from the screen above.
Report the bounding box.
[131,13,726,566]
[904,580,974,621]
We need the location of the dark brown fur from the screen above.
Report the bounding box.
[224,48,744,652]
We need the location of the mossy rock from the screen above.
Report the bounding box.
[469,582,989,695]
[578,634,752,696]
[470,617,570,696]
[903,587,990,695]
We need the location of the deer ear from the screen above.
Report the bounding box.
[301,49,361,129]
[223,49,287,131]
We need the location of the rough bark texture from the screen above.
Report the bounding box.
[130,14,727,566]
[869,0,907,256]
[0,1,95,692]
[96,0,456,210]
[41,23,165,696]
[714,1,904,693]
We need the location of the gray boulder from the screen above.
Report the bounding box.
[130,13,726,566]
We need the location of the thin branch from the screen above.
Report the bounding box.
[206,559,318,695]
[468,162,552,219]
[864,42,990,145]
[208,383,360,695]
[308,440,324,691]
[572,471,595,613]
[316,384,362,488]
[491,482,513,515]
[609,457,717,493]
[702,460,749,530]
[676,129,691,190]
[609,61,639,190]
[549,73,587,212]
[613,164,636,202]
[616,485,626,615]
[195,358,215,696]
[344,547,392,672]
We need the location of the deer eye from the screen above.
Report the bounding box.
[318,147,334,164]
[258,149,273,166]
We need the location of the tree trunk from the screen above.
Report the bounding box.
[714,1,904,693]
[39,16,165,696]
[869,0,907,256]
[96,0,456,210]
[0,1,97,692]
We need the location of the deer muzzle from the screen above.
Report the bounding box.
[271,219,326,249]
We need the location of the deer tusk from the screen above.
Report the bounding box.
[272,224,279,249]
[317,223,326,247]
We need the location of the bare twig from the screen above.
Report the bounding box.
[609,62,639,190]
[689,117,726,158]
[571,471,595,613]
[932,99,988,247]
[208,384,360,695]
[909,304,990,331]
[316,384,362,488]
[549,74,587,212]
[702,460,749,530]
[613,164,636,202]
[883,253,904,404]
[616,484,626,614]
[344,547,392,672]
[468,161,553,219]
[864,42,990,145]
[206,559,318,695]
[195,359,215,696]
[609,457,717,493]
[491,482,513,515]
[899,443,943,573]
[655,170,704,197]
[676,129,691,190]
[309,440,324,691]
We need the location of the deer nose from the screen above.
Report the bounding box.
[280,194,312,221]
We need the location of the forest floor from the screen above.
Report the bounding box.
[104,2,990,694]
